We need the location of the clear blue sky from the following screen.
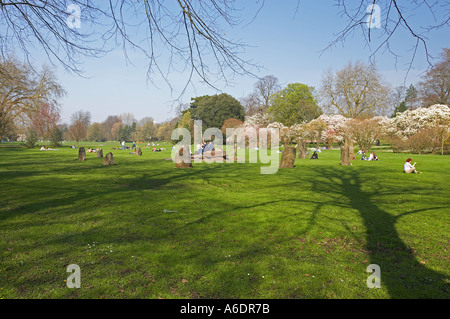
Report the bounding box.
[41,0,448,124]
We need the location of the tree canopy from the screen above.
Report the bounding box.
[189,93,245,131]
[320,61,391,118]
[268,83,321,126]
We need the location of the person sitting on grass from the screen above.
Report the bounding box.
[310,151,319,159]
[361,151,367,160]
[404,158,420,174]
[368,152,378,161]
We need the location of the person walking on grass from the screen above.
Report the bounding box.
[404,158,420,174]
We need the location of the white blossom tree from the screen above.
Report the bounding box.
[388,104,450,154]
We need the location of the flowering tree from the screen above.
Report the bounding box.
[348,116,390,153]
[316,114,355,164]
[388,104,450,137]
[267,122,290,144]
[388,104,450,154]
[317,114,350,144]
[244,112,271,129]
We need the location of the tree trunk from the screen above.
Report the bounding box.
[349,139,356,160]
[297,138,308,159]
[340,136,351,166]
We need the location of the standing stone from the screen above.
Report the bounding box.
[280,146,296,168]
[297,139,308,159]
[349,139,356,161]
[96,149,103,157]
[103,152,114,165]
[78,147,86,161]
[174,146,192,168]
[136,146,142,156]
[340,135,351,166]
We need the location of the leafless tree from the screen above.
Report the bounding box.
[68,109,91,144]
[0,57,65,138]
[0,0,262,96]
[119,112,136,126]
[325,1,450,73]
[241,75,281,116]
[102,115,121,141]
[418,48,450,106]
[240,92,261,116]
[254,75,281,111]
[320,61,392,118]
[1,1,447,97]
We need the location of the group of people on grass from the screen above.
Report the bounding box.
[40,146,58,151]
[65,141,423,174]
[310,148,420,174]
[194,141,214,156]
[358,150,379,161]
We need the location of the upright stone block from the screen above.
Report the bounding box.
[280,146,296,168]
[104,152,114,165]
[174,146,192,168]
[78,147,85,161]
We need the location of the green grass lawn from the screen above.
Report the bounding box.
[0,141,449,299]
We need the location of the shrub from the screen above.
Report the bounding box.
[24,130,38,148]
[50,127,63,148]
[407,128,442,154]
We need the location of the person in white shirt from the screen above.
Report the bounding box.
[404,158,420,174]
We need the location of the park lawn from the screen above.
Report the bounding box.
[0,142,449,299]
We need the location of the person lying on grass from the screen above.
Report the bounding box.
[404,158,421,174]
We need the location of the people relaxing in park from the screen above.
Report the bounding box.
[404,158,420,174]
[203,142,214,152]
[360,151,367,160]
[195,143,203,155]
[368,152,378,161]
[310,151,319,159]
[40,146,58,151]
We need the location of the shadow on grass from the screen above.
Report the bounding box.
[307,166,449,298]
[1,150,449,298]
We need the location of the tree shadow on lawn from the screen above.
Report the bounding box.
[3,157,448,298]
[307,166,449,298]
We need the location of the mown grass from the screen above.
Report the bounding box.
[0,142,449,299]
